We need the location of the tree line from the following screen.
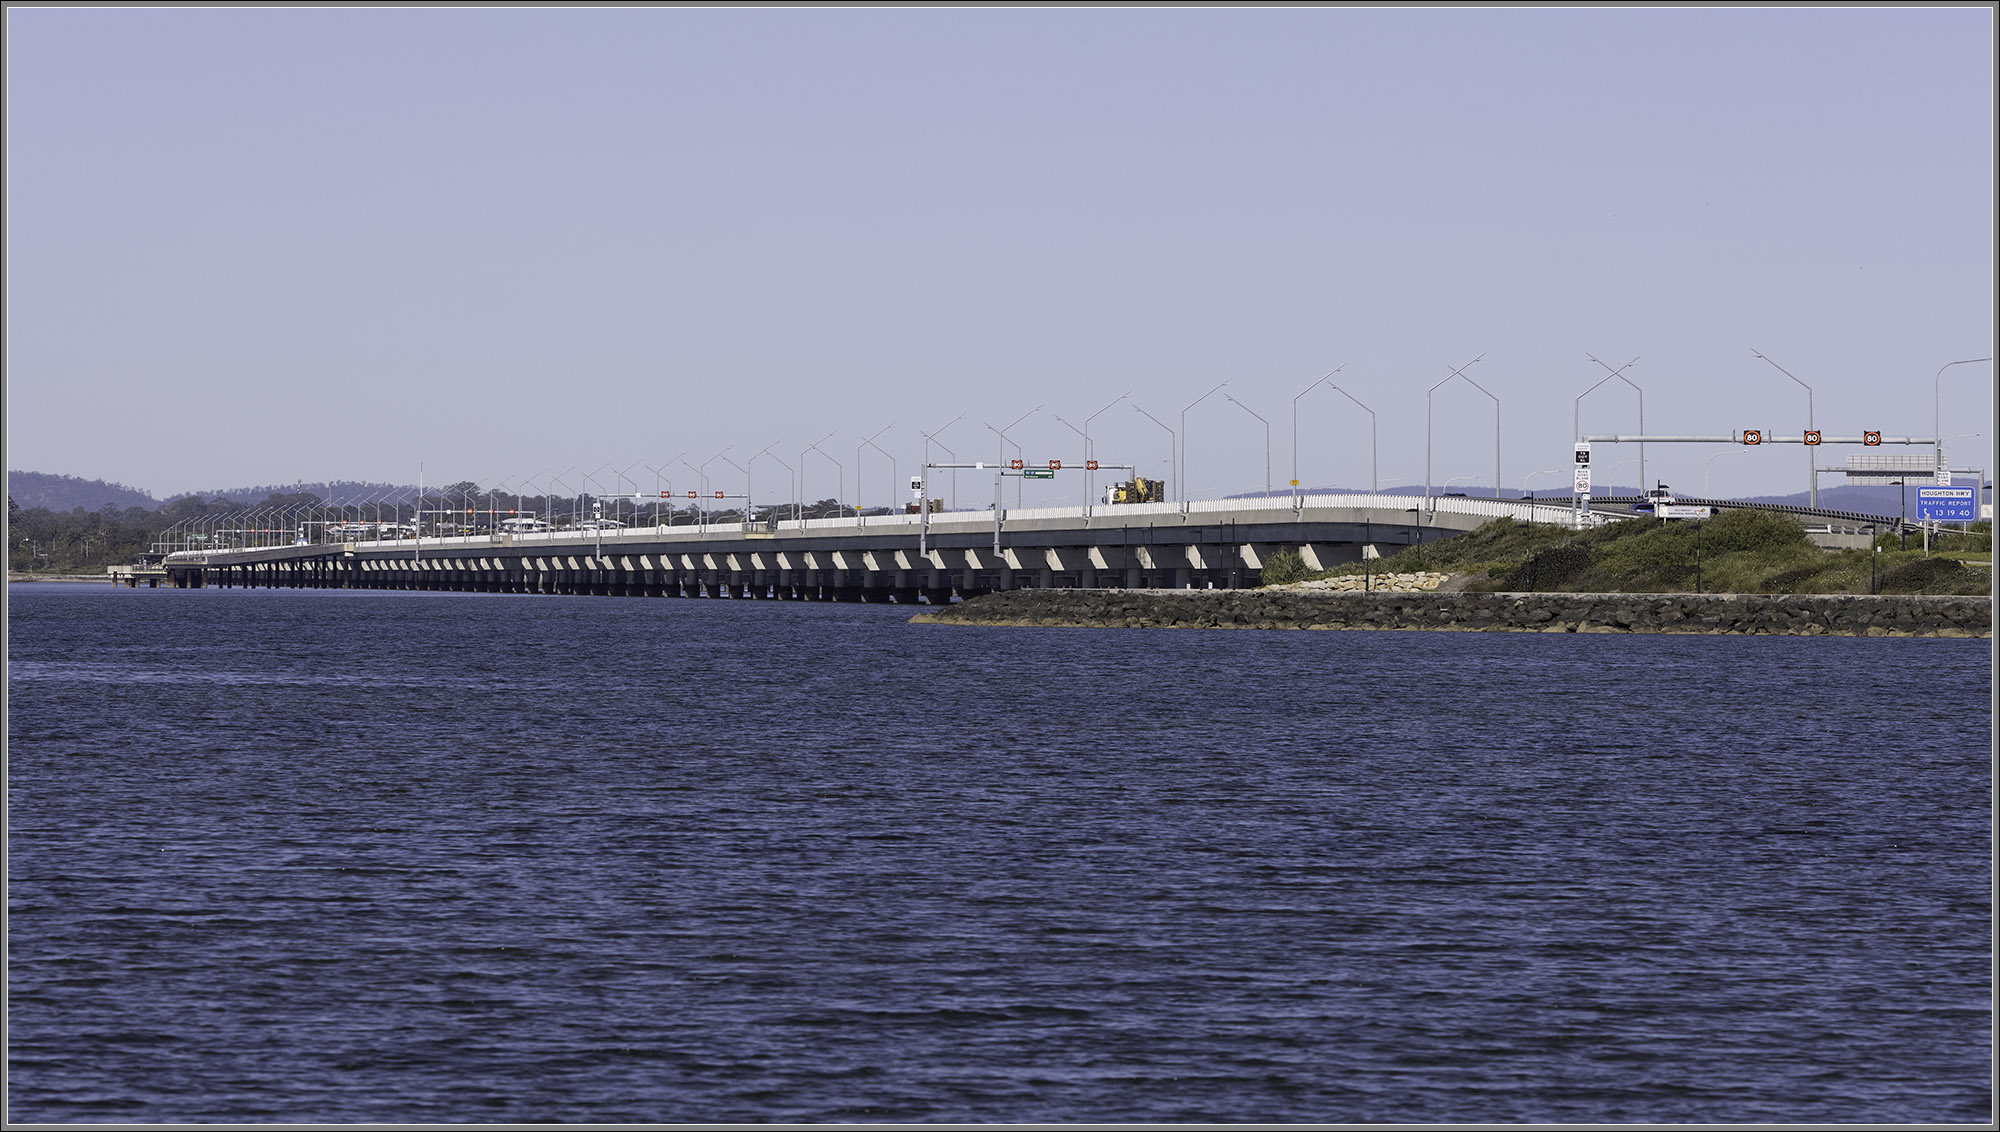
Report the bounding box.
[7,486,911,571]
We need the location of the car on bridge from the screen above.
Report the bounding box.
[1633,483,1676,514]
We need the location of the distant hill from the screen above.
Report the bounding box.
[167,481,419,505]
[6,471,159,512]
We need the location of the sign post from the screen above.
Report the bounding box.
[1572,442,1591,528]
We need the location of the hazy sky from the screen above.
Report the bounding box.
[7,7,1994,504]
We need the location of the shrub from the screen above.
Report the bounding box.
[1698,508,1810,556]
[1877,556,1974,594]
[1497,543,1592,589]
[1259,547,1316,586]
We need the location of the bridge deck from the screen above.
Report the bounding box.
[153,494,1616,598]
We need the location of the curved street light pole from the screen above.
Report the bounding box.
[860,435,896,526]
[519,470,549,528]
[1937,433,1983,529]
[1052,414,1090,510]
[1223,394,1270,502]
[1132,404,1177,501]
[1578,354,1643,500]
[693,447,730,533]
[675,456,707,531]
[1751,350,1815,509]
[855,424,893,525]
[749,444,792,524]
[612,459,646,527]
[581,463,612,526]
[1081,390,1129,515]
[1426,353,1490,507]
[1521,469,1562,516]
[1704,448,1750,498]
[1934,357,1993,480]
[983,425,1025,508]
[642,464,672,527]
[646,450,688,527]
[1180,380,1230,507]
[1332,386,1378,496]
[717,454,751,530]
[991,405,1040,509]
[922,434,957,511]
[485,480,506,535]
[1522,468,1563,495]
[803,434,842,522]
[1290,363,1347,506]
[921,413,964,513]
[546,465,577,530]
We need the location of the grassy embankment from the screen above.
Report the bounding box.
[1261,510,1992,596]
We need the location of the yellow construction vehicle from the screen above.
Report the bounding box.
[1109,478,1165,504]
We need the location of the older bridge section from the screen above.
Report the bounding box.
[157,494,1594,601]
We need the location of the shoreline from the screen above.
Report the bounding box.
[910,588,1992,637]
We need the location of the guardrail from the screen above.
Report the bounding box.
[162,492,1633,561]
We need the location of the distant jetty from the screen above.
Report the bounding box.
[912,588,1992,637]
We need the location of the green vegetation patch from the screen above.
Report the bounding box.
[1268,510,1991,596]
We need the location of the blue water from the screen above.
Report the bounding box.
[7,584,1992,1123]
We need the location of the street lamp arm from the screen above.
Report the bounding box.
[1450,371,1500,405]
[1180,379,1230,416]
[923,413,965,442]
[1083,391,1131,429]
[1935,357,1994,459]
[1751,349,1811,401]
[1000,405,1041,435]
[1179,379,1231,506]
[1223,393,1267,425]
[1429,352,1486,395]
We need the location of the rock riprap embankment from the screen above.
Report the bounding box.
[910,589,1991,637]
[1281,572,1450,593]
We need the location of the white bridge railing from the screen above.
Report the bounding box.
[166,493,1618,561]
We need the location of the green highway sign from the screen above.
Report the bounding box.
[1023,469,1056,479]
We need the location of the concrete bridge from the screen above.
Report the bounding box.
[155,494,1601,600]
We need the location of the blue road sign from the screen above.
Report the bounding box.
[1916,486,1975,522]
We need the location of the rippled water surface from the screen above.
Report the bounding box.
[8,584,1992,1123]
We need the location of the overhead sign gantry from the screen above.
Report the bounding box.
[918,459,1137,554]
[1576,431,1941,525]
